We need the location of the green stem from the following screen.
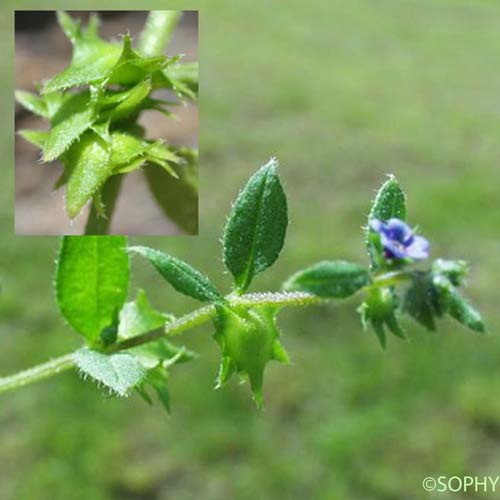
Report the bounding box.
[368,270,413,289]
[138,11,182,57]
[0,292,321,396]
[0,354,74,396]
[85,175,123,235]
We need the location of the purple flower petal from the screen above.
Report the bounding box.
[369,217,429,262]
[380,235,408,259]
[369,218,384,232]
[385,218,412,242]
[405,235,429,260]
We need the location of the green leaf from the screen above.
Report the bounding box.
[284,260,370,298]
[43,91,97,162]
[15,90,49,118]
[133,340,196,370]
[369,318,387,348]
[432,259,469,287]
[106,132,179,178]
[64,131,113,218]
[84,175,123,235]
[43,16,172,94]
[213,304,289,408]
[129,246,222,303]
[163,62,198,100]
[56,11,81,43]
[109,78,152,122]
[366,175,406,268]
[100,85,148,108]
[109,131,149,166]
[119,290,196,401]
[166,61,199,96]
[18,130,49,149]
[403,272,438,331]
[146,141,180,165]
[384,310,405,339]
[433,276,485,333]
[118,289,196,412]
[223,158,288,293]
[56,236,129,342]
[368,174,407,222]
[144,150,198,234]
[73,348,145,396]
[107,35,167,87]
[43,13,121,94]
[144,366,171,412]
[118,289,172,340]
[113,157,147,175]
[42,92,67,119]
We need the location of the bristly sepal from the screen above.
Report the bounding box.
[212,303,289,408]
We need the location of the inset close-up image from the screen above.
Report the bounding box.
[15,10,198,235]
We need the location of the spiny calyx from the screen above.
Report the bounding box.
[213,304,289,407]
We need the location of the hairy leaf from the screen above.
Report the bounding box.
[284,260,370,298]
[43,91,97,161]
[403,272,437,331]
[366,175,406,268]
[42,92,67,119]
[107,132,178,177]
[18,130,49,149]
[56,236,129,342]
[43,14,121,94]
[134,340,195,370]
[117,289,195,412]
[109,131,149,166]
[368,174,407,222]
[223,158,288,293]
[108,35,167,87]
[64,131,113,218]
[142,366,171,412]
[118,290,195,386]
[84,175,123,235]
[113,157,147,175]
[74,348,145,396]
[56,10,81,43]
[109,78,152,122]
[432,259,469,287]
[118,289,172,340]
[433,276,485,332]
[167,61,199,96]
[162,67,197,100]
[129,246,222,303]
[146,141,180,164]
[15,90,49,118]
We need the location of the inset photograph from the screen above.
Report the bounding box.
[15,10,198,235]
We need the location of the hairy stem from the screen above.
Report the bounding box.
[138,10,182,57]
[0,292,321,396]
[85,175,123,235]
[0,354,74,396]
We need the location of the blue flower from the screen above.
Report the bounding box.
[370,218,429,261]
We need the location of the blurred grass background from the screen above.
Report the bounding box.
[1,0,500,498]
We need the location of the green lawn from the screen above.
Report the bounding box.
[1,0,500,498]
